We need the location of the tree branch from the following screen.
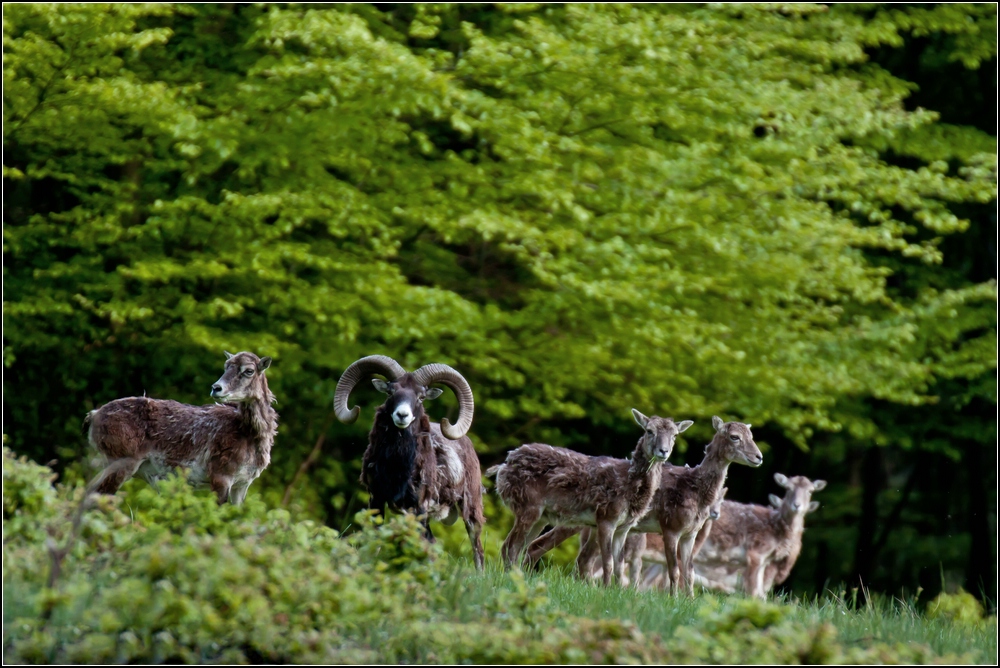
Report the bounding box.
[281,410,338,508]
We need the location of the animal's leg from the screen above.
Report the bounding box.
[578,528,600,580]
[501,506,544,568]
[527,525,581,568]
[627,533,646,589]
[596,520,618,587]
[755,561,768,599]
[521,519,549,568]
[577,527,602,580]
[661,530,681,595]
[459,484,486,571]
[90,457,142,495]
[611,527,630,584]
[745,553,765,599]
[678,533,697,596]
[210,474,233,506]
[693,519,713,557]
[463,515,485,572]
[763,561,781,593]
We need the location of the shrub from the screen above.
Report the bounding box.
[1,448,986,664]
[926,589,986,625]
[3,443,59,543]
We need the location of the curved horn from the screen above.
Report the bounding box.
[412,363,474,440]
[334,355,406,424]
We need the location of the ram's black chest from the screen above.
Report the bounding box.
[363,412,420,511]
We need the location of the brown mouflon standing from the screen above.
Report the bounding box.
[334,355,485,571]
[84,351,278,505]
[487,410,692,587]
[692,473,826,598]
[532,416,761,594]
[633,416,761,595]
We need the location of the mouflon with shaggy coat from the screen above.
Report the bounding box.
[631,416,761,594]
[528,416,761,594]
[692,473,826,598]
[334,354,485,570]
[487,410,692,586]
[84,351,277,505]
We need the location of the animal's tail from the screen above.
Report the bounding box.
[484,463,503,479]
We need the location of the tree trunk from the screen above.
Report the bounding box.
[965,440,997,603]
[852,446,883,602]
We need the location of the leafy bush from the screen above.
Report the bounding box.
[926,589,986,625]
[1,448,988,663]
[2,443,59,543]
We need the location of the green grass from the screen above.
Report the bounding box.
[423,502,997,663]
[418,554,998,664]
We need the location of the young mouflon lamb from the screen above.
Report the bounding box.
[634,417,761,594]
[529,416,761,595]
[334,354,485,570]
[692,473,826,598]
[488,410,692,586]
[85,351,277,505]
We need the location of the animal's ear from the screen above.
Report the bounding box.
[631,408,649,429]
[372,379,392,394]
[676,420,694,433]
[257,357,272,372]
[224,351,235,360]
[769,494,782,508]
[812,480,827,492]
[424,387,444,401]
[773,472,790,488]
[712,415,724,432]
[807,501,820,513]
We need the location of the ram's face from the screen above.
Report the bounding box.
[372,376,443,430]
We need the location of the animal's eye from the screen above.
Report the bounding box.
[242,369,254,377]
[646,429,653,435]
[729,434,739,441]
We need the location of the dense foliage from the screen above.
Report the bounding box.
[3,3,997,600]
[4,449,996,664]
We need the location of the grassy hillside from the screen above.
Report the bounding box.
[3,448,995,664]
